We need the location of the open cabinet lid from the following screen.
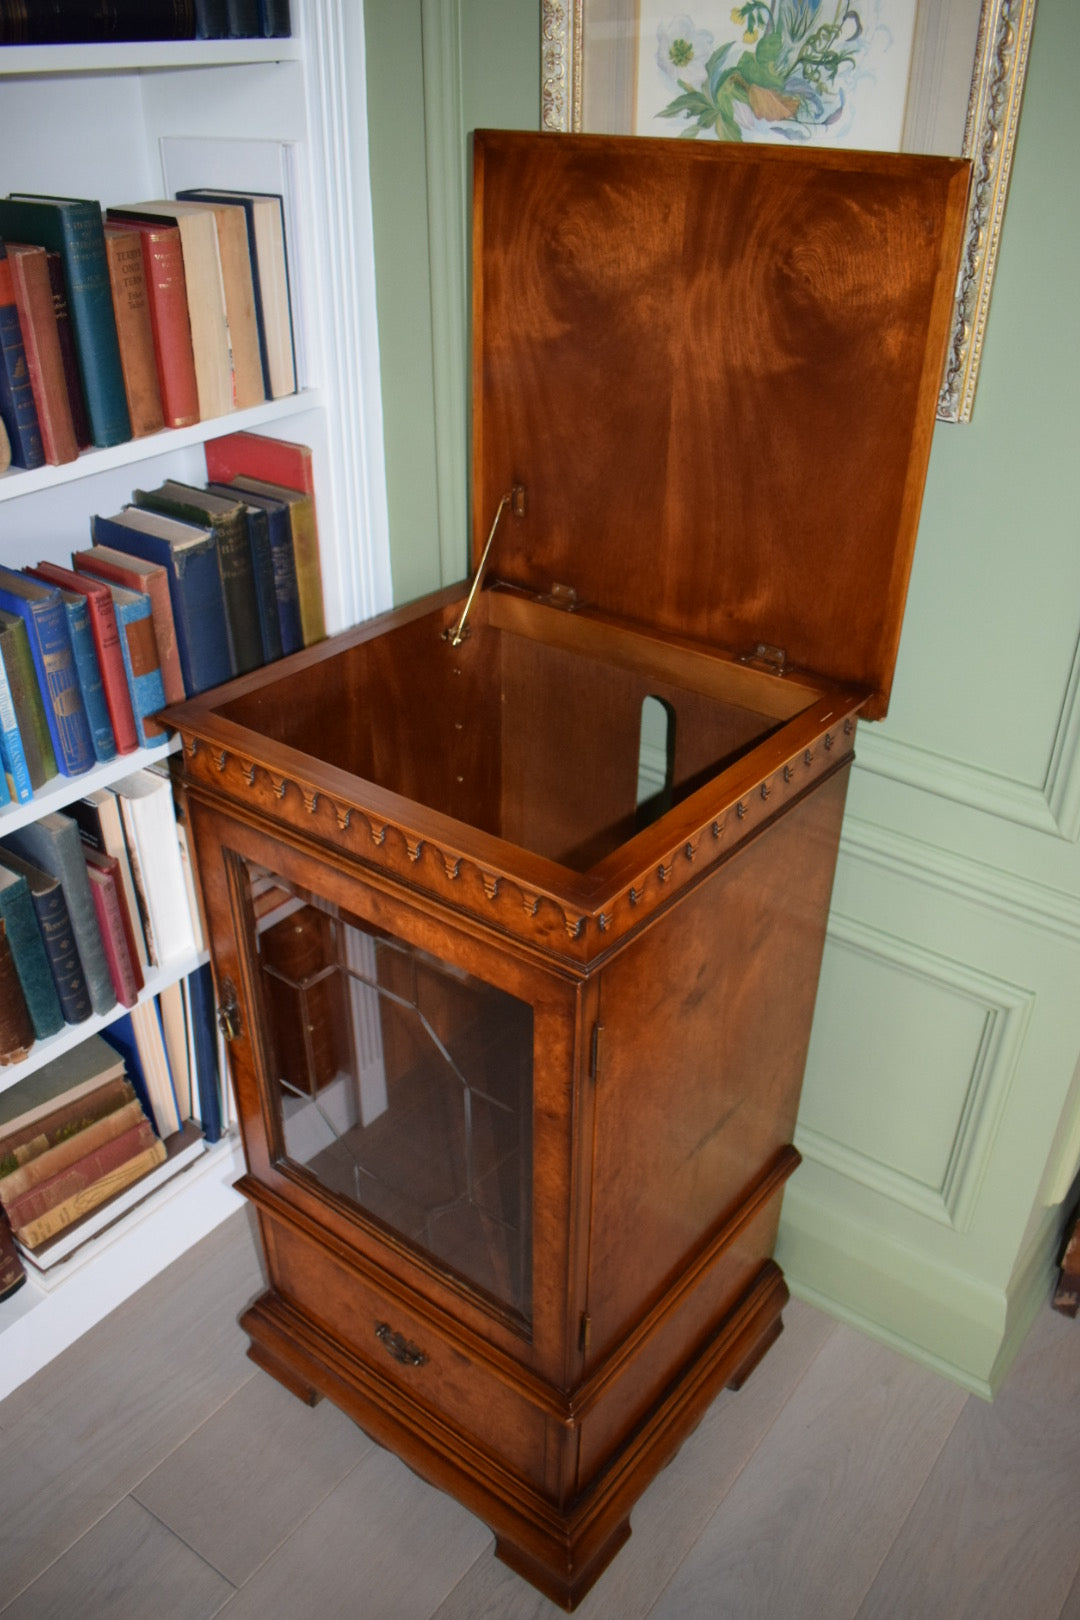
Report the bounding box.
[471,130,968,719]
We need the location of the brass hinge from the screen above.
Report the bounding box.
[589,1021,605,1082]
[740,642,787,676]
[579,1312,592,1353]
[217,977,241,1042]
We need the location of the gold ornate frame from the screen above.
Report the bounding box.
[540,0,1038,422]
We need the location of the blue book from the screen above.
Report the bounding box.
[104,584,168,751]
[209,481,302,655]
[0,567,94,777]
[0,638,33,804]
[0,861,64,1040]
[100,1014,157,1134]
[0,241,44,470]
[90,508,232,696]
[207,484,283,663]
[185,962,222,1143]
[56,590,116,763]
[0,196,131,448]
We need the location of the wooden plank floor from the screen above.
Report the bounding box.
[2,1208,1078,1619]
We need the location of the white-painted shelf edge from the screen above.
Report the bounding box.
[0,38,302,78]
[0,390,323,504]
[0,1130,245,1401]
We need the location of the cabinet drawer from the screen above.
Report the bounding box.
[260,1210,559,1493]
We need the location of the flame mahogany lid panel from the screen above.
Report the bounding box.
[471,131,969,718]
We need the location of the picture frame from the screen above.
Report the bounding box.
[540,0,1038,422]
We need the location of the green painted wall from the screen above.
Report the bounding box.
[364,0,1080,1393]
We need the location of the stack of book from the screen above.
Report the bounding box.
[0,182,294,466]
[0,765,203,1064]
[0,994,222,1274]
[0,431,324,811]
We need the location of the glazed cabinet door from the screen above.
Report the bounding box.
[188,796,588,1381]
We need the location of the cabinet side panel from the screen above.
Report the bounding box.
[586,766,850,1353]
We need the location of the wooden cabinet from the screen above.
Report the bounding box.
[168,132,970,1608]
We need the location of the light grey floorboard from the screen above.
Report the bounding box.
[133,1369,374,1585]
[647,1320,968,1620]
[433,1298,838,1620]
[855,1303,1080,1620]
[0,1210,264,1604]
[0,1496,235,1620]
[212,1442,492,1620]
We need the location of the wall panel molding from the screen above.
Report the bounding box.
[839,815,1080,946]
[854,625,1080,842]
[798,916,1033,1231]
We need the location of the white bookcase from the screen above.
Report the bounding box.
[0,1,390,1399]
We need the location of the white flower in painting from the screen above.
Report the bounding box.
[656,16,715,89]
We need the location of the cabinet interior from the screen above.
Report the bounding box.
[219,593,825,874]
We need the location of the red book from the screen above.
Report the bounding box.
[109,218,198,429]
[204,429,315,497]
[25,561,139,752]
[4,1116,158,1233]
[103,224,165,439]
[71,543,184,705]
[46,251,91,450]
[83,846,144,1008]
[5,242,78,465]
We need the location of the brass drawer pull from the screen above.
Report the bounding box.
[375,1322,428,1368]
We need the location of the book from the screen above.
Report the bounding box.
[13,1134,167,1249]
[71,543,184,706]
[201,479,301,656]
[203,432,324,642]
[206,484,283,663]
[84,846,144,1008]
[0,239,44,469]
[69,785,149,970]
[26,562,139,754]
[0,567,95,776]
[0,1033,125,1143]
[176,189,294,398]
[98,582,169,750]
[133,479,261,675]
[4,1114,160,1233]
[52,587,117,764]
[112,768,197,968]
[0,1209,25,1300]
[0,195,131,447]
[258,0,290,37]
[0,625,33,803]
[0,1075,135,1174]
[46,250,92,449]
[0,1096,146,1206]
[0,608,57,789]
[103,223,166,438]
[0,916,35,1064]
[113,217,199,428]
[107,201,233,420]
[0,846,92,1026]
[158,979,191,1121]
[173,195,263,410]
[0,812,116,1017]
[89,508,232,695]
[15,1121,204,1271]
[185,960,222,1143]
[0,859,64,1040]
[4,241,78,464]
[226,474,324,646]
[102,1001,181,1138]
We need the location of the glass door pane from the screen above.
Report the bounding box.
[245,863,533,1321]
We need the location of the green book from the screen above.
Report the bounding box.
[0,861,64,1040]
[0,606,58,789]
[133,480,263,677]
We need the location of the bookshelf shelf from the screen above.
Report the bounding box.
[0,39,301,80]
[0,391,324,505]
[0,947,208,1093]
[0,736,181,835]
